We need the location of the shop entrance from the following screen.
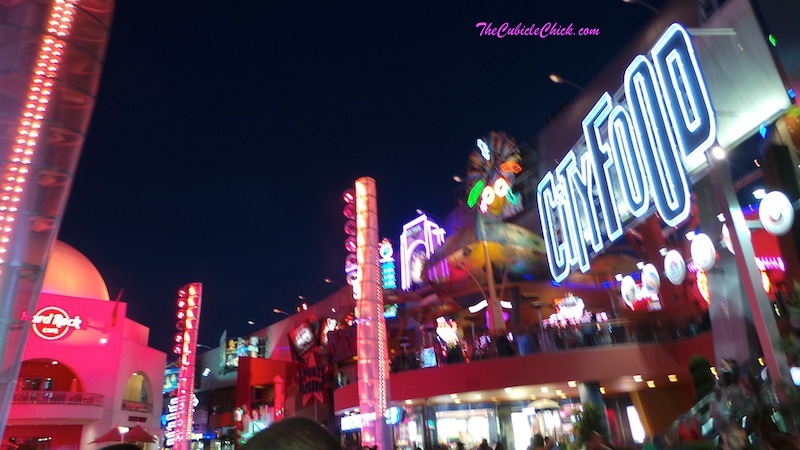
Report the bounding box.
[435,408,496,448]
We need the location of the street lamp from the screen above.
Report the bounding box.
[273,308,291,317]
[549,74,585,92]
[117,426,129,443]
[621,0,659,14]
[324,278,345,287]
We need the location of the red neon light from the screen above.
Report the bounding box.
[274,375,285,422]
[171,283,202,450]
[0,0,78,270]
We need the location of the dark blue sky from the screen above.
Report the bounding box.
[57,0,666,353]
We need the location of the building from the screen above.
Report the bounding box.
[194,0,800,448]
[3,241,166,449]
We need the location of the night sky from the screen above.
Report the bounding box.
[57,0,667,353]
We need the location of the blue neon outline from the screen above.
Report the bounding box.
[537,172,570,282]
[561,150,601,273]
[625,55,691,228]
[609,104,650,218]
[556,154,580,270]
[665,52,701,132]
[579,152,604,254]
[650,23,717,172]
[582,92,624,243]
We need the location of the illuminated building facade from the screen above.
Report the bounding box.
[192,2,800,449]
[3,241,166,448]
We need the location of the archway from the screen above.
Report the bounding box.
[122,371,153,412]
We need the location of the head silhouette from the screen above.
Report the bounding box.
[242,417,341,450]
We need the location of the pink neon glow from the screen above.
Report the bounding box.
[399,214,446,291]
[354,178,391,450]
[171,283,202,450]
[687,256,785,273]
[0,0,78,270]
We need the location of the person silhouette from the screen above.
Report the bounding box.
[241,417,341,450]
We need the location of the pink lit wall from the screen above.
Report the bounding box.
[5,292,166,448]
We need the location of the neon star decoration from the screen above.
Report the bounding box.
[465,132,522,216]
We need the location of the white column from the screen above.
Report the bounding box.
[355,177,391,450]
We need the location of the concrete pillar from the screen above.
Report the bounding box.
[694,158,795,419]
[693,174,761,365]
[496,402,513,449]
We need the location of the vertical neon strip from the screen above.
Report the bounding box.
[583,92,624,243]
[173,283,202,450]
[355,177,391,450]
[0,0,78,270]
[625,55,691,227]
[537,172,570,282]
[609,104,650,218]
[650,24,716,172]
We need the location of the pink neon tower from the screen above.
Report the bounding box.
[354,177,391,450]
[170,283,203,450]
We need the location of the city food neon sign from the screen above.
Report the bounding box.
[538,24,717,282]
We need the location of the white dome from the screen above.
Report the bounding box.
[40,240,110,301]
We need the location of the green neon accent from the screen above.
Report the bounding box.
[467,180,485,208]
[506,189,518,205]
[769,34,777,47]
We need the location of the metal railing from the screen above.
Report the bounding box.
[12,390,103,406]
[121,399,153,412]
[334,316,712,387]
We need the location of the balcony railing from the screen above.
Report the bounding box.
[121,399,153,412]
[12,390,103,406]
[335,316,712,387]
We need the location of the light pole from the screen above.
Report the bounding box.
[621,0,659,14]
[324,278,345,287]
[549,73,585,92]
[273,308,291,317]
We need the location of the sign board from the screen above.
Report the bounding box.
[537,24,717,282]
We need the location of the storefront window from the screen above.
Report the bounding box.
[435,409,494,448]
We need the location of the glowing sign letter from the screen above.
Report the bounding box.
[537,172,570,282]
[564,151,603,273]
[609,104,650,218]
[650,24,716,171]
[583,93,623,242]
[477,139,490,160]
[625,55,690,227]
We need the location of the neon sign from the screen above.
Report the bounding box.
[340,406,404,432]
[379,239,397,290]
[31,306,83,340]
[171,283,203,450]
[466,133,523,216]
[400,214,446,291]
[538,24,717,282]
